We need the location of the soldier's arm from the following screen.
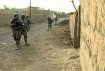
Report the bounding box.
[19,19,24,26]
[26,21,30,31]
[9,19,16,27]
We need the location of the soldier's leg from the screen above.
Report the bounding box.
[48,24,50,31]
[50,24,52,29]
[13,32,16,41]
[23,31,30,46]
[27,24,30,30]
[15,31,21,50]
[12,29,16,41]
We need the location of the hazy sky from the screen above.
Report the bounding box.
[0,0,80,13]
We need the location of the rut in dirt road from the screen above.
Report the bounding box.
[0,21,81,71]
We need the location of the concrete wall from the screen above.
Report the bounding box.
[80,0,105,71]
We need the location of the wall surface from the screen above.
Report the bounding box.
[0,13,45,27]
[69,13,76,39]
[80,0,105,71]
[31,14,45,23]
[0,13,13,27]
[0,7,53,27]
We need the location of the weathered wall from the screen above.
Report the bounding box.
[31,14,45,23]
[0,13,45,27]
[31,7,41,11]
[0,7,53,27]
[80,0,105,71]
[31,10,50,18]
[35,10,50,15]
[0,9,29,13]
[69,13,76,39]
[0,13,12,27]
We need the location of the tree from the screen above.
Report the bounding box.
[3,5,9,10]
[48,8,51,11]
[54,11,58,15]
[12,7,16,10]
[27,6,30,9]
[60,12,66,17]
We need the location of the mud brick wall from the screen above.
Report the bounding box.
[31,14,45,23]
[0,13,45,27]
[69,13,76,39]
[0,9,29,13]
[80,0,105,71]
[35,10,50,15]
[0,13,13,27]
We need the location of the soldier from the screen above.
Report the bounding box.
[47,16,53,31]
[21,15,30,46]
[9,13,24,50]
[25,15,31,30]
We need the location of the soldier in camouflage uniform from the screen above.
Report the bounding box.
[21,15,30,46]
[25,15,31,30]
[47,17,53,31]
[9,13,24,50]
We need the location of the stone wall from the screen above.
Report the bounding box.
[80,0,105,71]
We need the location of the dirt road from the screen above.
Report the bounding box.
[0,21,81,71]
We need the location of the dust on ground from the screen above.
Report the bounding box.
[0,19,81,71]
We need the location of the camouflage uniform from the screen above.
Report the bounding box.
[21,15,30,46]
[25,15,31,30]
[9,14,24,50]
[47,17,52,31]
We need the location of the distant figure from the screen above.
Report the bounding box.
[55,16,58,25]
[47,17,53,31]
[25,15,31,30]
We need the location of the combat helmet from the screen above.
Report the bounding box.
[26,15,29,18]
[21,14,25,19]
[14,13,19,17]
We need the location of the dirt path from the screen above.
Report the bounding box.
[0,21,81,71]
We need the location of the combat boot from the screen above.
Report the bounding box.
[25,40,30,46]
[15,46,19,50]
[16,40,20,50]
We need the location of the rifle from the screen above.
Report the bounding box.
[15,21,24,27]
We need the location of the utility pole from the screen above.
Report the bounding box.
[29,0,31,19]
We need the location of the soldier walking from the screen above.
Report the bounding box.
[25,15,31,30]
[21,15,30,46]
[47,17,53,31]
[9,13,24,50]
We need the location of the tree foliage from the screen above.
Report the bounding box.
[54,11,66,18]
[3,5,9,10]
